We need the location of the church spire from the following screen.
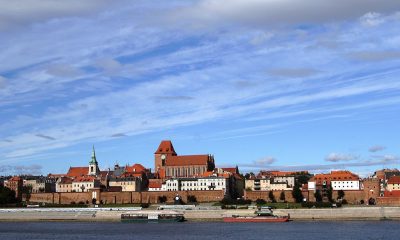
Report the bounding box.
[90,145,98,164]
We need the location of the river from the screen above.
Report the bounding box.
[0,221,398,240]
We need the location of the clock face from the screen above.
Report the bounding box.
[161,154,166,160]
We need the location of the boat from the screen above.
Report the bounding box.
[223,206,290,223]
[121,212,185,223]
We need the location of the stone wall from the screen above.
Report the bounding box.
[29,190,224,205]
[244,190,295,202]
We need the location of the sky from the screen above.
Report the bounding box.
[0,0,400,177]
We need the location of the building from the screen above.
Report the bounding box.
[108,176,141,192]
[154,140,215,179]
[23,177,56,193]
[56,177,73,193]
[308,171,360,191]
[4,176,23,199]
[387,176,400,191]
[148,181,163,191]
[72,176,100,192]
[160,177,230,194]
[245,178,292,191]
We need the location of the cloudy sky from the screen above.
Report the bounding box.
[1,0,400,176]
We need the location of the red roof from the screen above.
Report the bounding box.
[309,170,359,185]
[388,176,400,184]
[9,176,22,181]
[221,167,238,174]
[155,140,177,155]
[59,177,73,184]
[165,155,211,166]
[73,176,96,182]
[125,163,146,173]
[67,167,88,177]
[148,181,162,188]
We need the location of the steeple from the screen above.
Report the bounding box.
[90,145,98,164]
[88,145,100,176]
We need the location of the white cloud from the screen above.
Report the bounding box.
[368,145,386,152]
[0,0,111,31]
[360,12,385,27]
[254,157,276,166]
[0,75,7,88]
[325,153,358,162]
[168,0,400,28]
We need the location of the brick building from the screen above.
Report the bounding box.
[4,176,23,199]
[154,140,215,179]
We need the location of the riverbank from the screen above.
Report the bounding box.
[1,207,400,222]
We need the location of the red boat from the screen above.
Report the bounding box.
[223,215,290,223]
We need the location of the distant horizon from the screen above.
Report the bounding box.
[1,1,399,177]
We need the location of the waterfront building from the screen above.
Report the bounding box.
[56,177,73,192]
[154,140,215,179]
[308,171,360,191]
[108,176,141,192]
[387,176,400,191]
[148,181,163,191]
[71,176,100,192]
[245,178,292,191]
[23,177,56,193]
[3,176,23,199]
[161,177,230,194]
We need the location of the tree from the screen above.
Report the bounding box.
[255,198,266,205]
[20,185,32,202]
[337,190,345,200]
[326,186,333,203]
[280,191,286,202]
[292,184,303,203]
[0,186,17,205]
[268,191,276,203]
[158,195,167,203]
[187,195,197,203]
[314,190,323,202]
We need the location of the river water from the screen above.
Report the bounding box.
[0,221,398,240]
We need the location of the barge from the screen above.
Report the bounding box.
[121,212,185,223]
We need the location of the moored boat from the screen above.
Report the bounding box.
[223,206,290,223]
[121,212,185,223]
[223,215,289,223]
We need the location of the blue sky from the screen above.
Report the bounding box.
[0,0,400,177]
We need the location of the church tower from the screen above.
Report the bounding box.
[88,146,100,176]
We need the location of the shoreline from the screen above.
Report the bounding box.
[0,207,400,222]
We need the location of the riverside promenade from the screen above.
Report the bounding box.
[1,207,400,221]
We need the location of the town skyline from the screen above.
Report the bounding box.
[1,1,400,176]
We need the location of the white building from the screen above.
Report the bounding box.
[161,177,230,194]
[245,178,292,191]
[72,176,100,192]
[331,180,360,190]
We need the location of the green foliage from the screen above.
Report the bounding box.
[326,186,333,203]
[0,185,17,205]
[268,191,276,203]
[255,198,266,205]
[337,190,345,199]
[158,195,167,203]
[279,191,286,202]
[296,173,312,185]
[187,195,197,203]
[292,184,303,203]
[314,190,323,202]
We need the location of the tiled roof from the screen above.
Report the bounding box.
[387,176,400,184]
[155,140,177,155]
[309,171,359,184]
[73,176,96,182]
[59,177,73,184]
[165,155,211,166]
[67,167,88,177]
[148,181,162,188]
[221,167,238,174]
[9,176,22,181]
[125,163,146,173]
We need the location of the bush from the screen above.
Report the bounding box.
[78,201,85,205]
[187,195,197,203]
[158,196,167,203]
[141,203,150,208]
[70,201,76,205]
[255,199,267,205]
